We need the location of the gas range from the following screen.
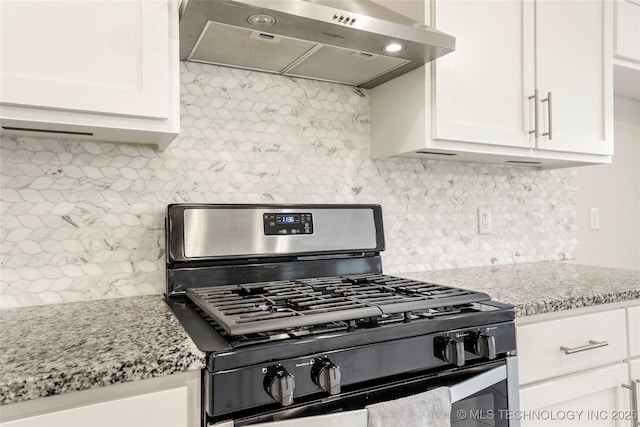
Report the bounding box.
[165,204,518,426]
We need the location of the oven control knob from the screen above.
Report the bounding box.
[312,358,341,395]
[467,333,497,360]
[264,366,295,406]
[435,337,465,367]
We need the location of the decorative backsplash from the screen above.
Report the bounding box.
[0,62,577,308]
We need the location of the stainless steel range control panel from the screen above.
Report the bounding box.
[167,204,383,261]
[263,213,313,235]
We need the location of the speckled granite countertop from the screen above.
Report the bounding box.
[400,261,640,317]
[0,295,205,406]
[1,262,638,407]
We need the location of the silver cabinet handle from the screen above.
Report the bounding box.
[528,89,539,138]
[622,379,639,426]
[541,92,552,140]
[560,340,608,354]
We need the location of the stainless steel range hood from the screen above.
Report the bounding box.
[179,0,455,88]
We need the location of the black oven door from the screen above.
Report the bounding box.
[210,357,520,427]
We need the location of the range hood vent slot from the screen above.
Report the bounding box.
[179,0,456,89]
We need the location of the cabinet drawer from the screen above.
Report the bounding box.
[519,363,628,426]
[628,306,640,357]
[517,309,627,385]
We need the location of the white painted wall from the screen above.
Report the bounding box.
[573,96,640,270]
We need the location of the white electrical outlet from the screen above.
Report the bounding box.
[478,207,492,235]
[590,207,600,230]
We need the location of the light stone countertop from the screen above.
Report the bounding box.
[0,295,205,406]
[1,262,638,406]
[399,261,640,317]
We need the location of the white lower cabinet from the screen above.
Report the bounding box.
[0,371,200,427]
[626,358,640,427]
[519,363,629,427]
[517,309,627,385]
[620,357,640,427]
[624,303,640,426]
[517,302,640,427]
[628,306,640,357]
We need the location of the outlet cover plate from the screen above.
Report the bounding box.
[478,207,492,235]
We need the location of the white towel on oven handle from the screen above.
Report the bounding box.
[365,386,451,427]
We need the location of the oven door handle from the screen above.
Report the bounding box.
[450,365,507,403]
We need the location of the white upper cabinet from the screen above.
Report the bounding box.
[2,1,168,118]
[371,0,614,168]
[535,0,613,156]
[0,0,179,150]
[432,0,534,149]
[614,0,640,64]
[613,0,640,100]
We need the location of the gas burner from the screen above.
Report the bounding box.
[186,273,490,336]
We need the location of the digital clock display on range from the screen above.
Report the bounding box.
[277,215,299,224]
[263,212,313,235]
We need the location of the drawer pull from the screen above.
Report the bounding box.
[622,379,639,425]
[560,340,608,355]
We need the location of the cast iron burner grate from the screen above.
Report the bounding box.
[190,301,481,348]
[186,273,489,336]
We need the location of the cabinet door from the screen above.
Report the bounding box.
[628,306,640,357]
[520,363,629,427]
[1,387,188,427]
[628,357,640,426]
[432,0,534,148]
[615,0,640,63]
[535,0,614,155]
[1,0,170,119]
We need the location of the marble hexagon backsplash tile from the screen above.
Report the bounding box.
[0,62,577,307]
